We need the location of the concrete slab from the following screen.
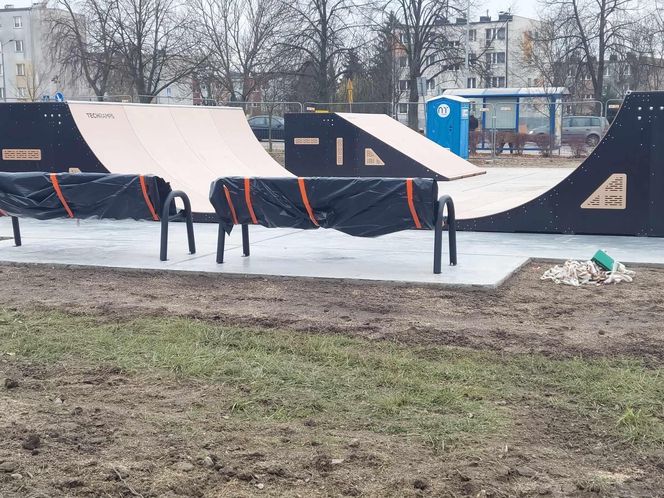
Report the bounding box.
[1,217,663,288]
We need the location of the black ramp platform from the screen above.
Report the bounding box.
[458,91,664,236]
[284,112,485,180]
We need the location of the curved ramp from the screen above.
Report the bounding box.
[458,91,664,236]
[67,102,290,213]
[284,112,485,180]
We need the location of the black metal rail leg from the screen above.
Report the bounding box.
[242,224,250,256]
[433,195,457,274]
[217,223,226,263]
[11,217,21,247]
[160,190,196,261]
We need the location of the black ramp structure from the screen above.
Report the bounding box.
[284,112,485,180]
[459,91,664,236]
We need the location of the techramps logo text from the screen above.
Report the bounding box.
[85,112,115,120]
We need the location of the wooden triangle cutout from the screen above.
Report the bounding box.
[364,148,385,166]
[580,173,627,210]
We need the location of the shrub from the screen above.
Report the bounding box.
[568,135,588,158]
[533,134,554,157]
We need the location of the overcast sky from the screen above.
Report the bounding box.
[8,0,542,21]
[476,0,539,19]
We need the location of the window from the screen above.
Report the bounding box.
[427,54,435,65]
[17,87,26,98]
[485,28,493,40]
[467,77,477,88]
[16,63,25,76]
[426,78,435,90]
[591,117,601,126]
[398,103,408,114]
[249,116,268,127]
[603,65,610,77]
[468,29,476,42]
[399,79,410,91]
[14,40,23,53]
[490,76,505,87]
[13,16,22,28]
[497,27,506,40]
[485,52,505,64]
[624,65,631,76]
[399,56,407,68]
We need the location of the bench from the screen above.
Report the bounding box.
[210,177,456,274]
[0,172,196,261]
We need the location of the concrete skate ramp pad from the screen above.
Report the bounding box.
[337,113,485,180]
[68,102,290,212]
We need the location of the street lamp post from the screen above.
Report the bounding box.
[1,39,15,102]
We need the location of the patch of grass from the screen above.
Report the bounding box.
[1,308,664,448]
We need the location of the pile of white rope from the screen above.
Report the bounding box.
[541,260,635,286]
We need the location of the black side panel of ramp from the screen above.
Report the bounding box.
[285,113,447,180]
[459,91,664,236]
[0,103,108,174]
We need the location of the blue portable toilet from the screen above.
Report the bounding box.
[426,95,470,159]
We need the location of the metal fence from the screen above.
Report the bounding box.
[12,92,624,159]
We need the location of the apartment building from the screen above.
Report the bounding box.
[0,2,86,101]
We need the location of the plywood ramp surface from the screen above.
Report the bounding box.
[337,113,485,180]
[68,102,289,213]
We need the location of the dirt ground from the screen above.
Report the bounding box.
[2,262,664,497]
[0,262,662,362]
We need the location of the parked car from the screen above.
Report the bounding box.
[529,116,610,147]
[247,115,285,141]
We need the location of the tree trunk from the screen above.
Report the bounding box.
[407,76,419,130]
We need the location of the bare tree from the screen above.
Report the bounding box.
[111,0,206,102]
[192,0,290,103]
[537,0,636,100]
[391,0,463,128]
[283,0,368,103]
[48,0,118,100]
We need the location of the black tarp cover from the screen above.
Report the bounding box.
[210,177,438,237]
[0,172,170,221]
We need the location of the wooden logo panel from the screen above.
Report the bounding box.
[294,137,320,145]
[2,148,42,161]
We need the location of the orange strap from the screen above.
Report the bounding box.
[139,175,159,221]
[297,178,319,227]
[50,173,74,218]
[223,185,239,225]
[406,179,422,229]
[244,178,258,224]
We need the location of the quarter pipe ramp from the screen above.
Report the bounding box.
[0,101,290,215]
[458,91,664,236]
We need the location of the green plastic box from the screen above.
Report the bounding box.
[592,250,615,271]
